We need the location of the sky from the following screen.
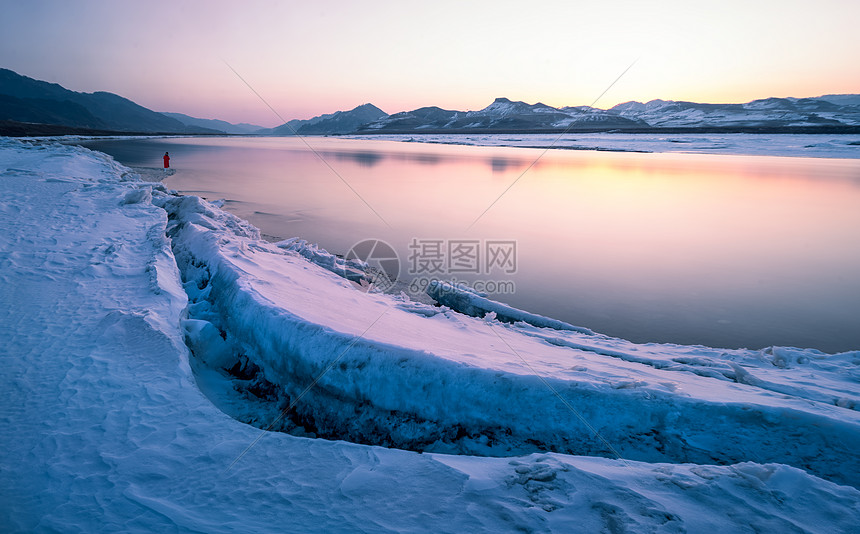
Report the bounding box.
[1,0,858,127]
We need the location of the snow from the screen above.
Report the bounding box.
[161,190,860,482]
[608,99,860,128]
[427,280,595,334]
[2,137,859,532]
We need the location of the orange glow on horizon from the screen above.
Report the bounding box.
[1,0,857,127]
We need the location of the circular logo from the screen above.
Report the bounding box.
[344,239,400,292]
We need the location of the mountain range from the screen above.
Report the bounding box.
[159,112,264,135]
[0,68,216,134]
[1,67,858,136]
[358,98,647,132]
[358,96,860,133]
[607,97,860,129]
[260,103,387,136]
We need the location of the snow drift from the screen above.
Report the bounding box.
[158,190,860,488]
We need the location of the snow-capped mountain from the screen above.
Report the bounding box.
[360,95,860,133]
[360,97,645,132]
[817,94,860,107]
[608,96,860,128]
[359,106,461,130]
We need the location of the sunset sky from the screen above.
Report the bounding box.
[1,0,858,127]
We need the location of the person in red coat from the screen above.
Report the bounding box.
[163,152,170,169]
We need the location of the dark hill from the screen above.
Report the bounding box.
[0,68,206,133]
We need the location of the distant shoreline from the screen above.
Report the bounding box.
[0,120,234,138]
[4,118,860,137]
[338,132,860,159]
[347,125,860,135]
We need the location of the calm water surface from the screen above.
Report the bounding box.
[79,136,860,353]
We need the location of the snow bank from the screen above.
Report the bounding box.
[160,184,860,488]
[275,237,370,283]
[427,279,594,334]
[2,138,859,532]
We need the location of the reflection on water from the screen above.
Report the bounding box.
[78,136,860,353]
[325,150,384,167]
[490,157,514,173]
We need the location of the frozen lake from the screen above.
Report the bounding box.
[78,136,860,353]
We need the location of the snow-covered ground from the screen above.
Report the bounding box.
[2,138,859,532]
[342,133,860,158]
